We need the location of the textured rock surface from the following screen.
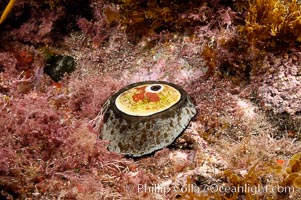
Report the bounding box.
[44,55,76,82]
[101,81,197,157]
[258,62,301,115]
[256,53,301,132]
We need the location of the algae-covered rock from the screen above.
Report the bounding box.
[100,81,197,157]
[44,55,76,82]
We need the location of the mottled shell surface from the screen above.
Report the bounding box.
[101,81,197,157]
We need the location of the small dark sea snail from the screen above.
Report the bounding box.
[100,81,197,157]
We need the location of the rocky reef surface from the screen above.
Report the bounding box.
[0,0,300,199]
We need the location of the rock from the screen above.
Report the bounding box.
[44,55,76,82]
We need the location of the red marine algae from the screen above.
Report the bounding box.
[132,86,161,102]
[0,0,301,199]
[132,92,144,102]
[145,92,160,102]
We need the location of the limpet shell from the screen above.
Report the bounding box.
[100,81,197,157]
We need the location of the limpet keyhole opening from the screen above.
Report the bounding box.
[150,85,161,91]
